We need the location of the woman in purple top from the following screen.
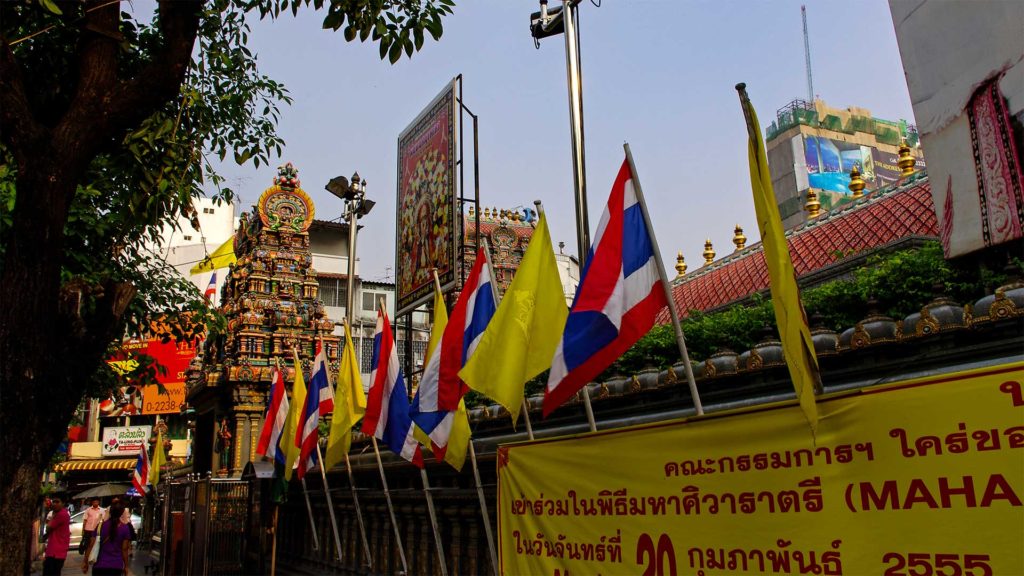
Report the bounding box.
[81,503,131,575]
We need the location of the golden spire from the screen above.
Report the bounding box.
[848,164,866,199]
[732,224,747,251]
[702,239,715,265]
[898,138,916,177]
[675,251,688,277]
[805,189,821,219]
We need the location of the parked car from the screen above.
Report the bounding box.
[68,509,142,551]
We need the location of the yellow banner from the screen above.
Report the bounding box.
[498,363,1024,575]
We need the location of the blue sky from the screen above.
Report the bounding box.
[200,0,916,282]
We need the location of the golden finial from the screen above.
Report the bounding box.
[702,239,715,265]
[483,207,490,218]
[468,205,475,215]
[732,224,746,251]
[898,138,916,177]
[805,189,821,219]
[848,164,866,199]
[675,251,688,277]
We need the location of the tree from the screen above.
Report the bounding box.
[0,1,452,571]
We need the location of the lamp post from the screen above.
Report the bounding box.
[325,172,376,327]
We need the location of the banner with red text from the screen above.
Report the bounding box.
[498,363,1024,575]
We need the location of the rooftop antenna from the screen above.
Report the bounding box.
[802,5,814,103]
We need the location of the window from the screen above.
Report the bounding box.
[318,278,347,308]
[362,292,378,312]
[203,207,215,214]
[183,235,192,241]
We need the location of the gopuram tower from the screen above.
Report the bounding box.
[186,163,341,477]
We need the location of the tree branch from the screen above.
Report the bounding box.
[0,39,46,172]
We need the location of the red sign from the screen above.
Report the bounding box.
[104,338,197,416]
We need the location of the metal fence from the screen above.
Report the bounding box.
[161,476,249,576]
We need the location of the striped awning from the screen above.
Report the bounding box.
[54,458,136,472]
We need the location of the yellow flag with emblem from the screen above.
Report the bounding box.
[281,351,307,481]
[189,237,236,275]
[459,212,568,423]
[149,430,165,486]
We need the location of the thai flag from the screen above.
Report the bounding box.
[132,440,151,496]
[204,272,217,303]
[410,249,496,435]
[310,341,335,415]
[255,365,289,466]
[544,157,668,416]
[296,345,334,479]
[362,309,424,467]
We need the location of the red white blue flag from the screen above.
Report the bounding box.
[410,248,496,434]
[362,309,424,467]
[204,272,217,303]
[544,157,667,416]
[132,439,151,495]
[255,364,289,466]
[310,341,335,416]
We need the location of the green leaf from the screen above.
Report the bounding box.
[388,40,403,63]
[379,38,391,60]
[38,0,62,15]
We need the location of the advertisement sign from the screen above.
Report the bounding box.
[872,147,927,189]
[396,80,459,316]
[804,135,875,194]
[497,363,1024,575]
[104,338,197,416]
[101,425,153,458]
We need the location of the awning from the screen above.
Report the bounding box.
[54,458,136,472]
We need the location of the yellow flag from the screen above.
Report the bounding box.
[459,212,568,423]
[324,325,367,470]
[442,399,471,471]
[737,84,820,433]
[413,284,449,452]
[148,430,165,486]
[281,352,307,481]
[189,237,236,275]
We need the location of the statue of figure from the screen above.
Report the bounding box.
[217,417,232,474]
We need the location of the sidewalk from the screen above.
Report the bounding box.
[31,544,155,576]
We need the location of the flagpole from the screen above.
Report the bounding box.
[480,238,535,440]
[314,443,344,561]
[316,336,346,562]
[299,477,320,552]
[534,200,599,431]
[341,319,373,571]
[269,505,279,576]
[469,440,499,575]
[374,296,410,575]
[622,143,705,416]
[419,469,448,576]
[371,437,408,574]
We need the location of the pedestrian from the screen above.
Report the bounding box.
[82,502,132,576]
[79,498,103,555]
[42,497,70,576]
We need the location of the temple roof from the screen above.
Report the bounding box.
[661,173,938,321]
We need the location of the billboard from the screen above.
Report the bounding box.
[396,80,459,316]
[497,363,1024,575]
[804,135,875,194]
[104,338,196,416]
[101,425,153,458]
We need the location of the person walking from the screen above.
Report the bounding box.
[81,502,132,576]
[42,497,70,576]
[79,499,102,555]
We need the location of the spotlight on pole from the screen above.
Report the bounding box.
[530,0,565,41]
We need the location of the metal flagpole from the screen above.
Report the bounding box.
[534,200,597,430]
[343,451,372,570]
[419,469,448,576]
[373,296,409,574]
[341,320,373,570]
[314,443,344,561]
[316,336,345,561]
[622,143,704,415]
[299,477,320,552]
[479,238,535,440]
[371,437,408,574]
[469,441,499,575]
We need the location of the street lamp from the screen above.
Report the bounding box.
[325,172,375,328]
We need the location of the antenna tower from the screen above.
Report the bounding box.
[802,5,814,103]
